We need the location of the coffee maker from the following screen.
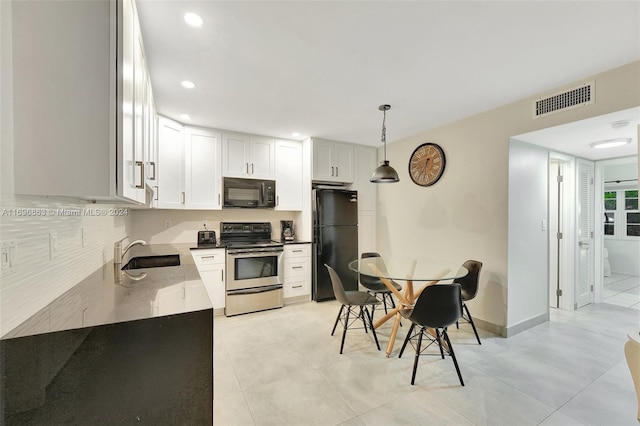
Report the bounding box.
[280,220,295,242]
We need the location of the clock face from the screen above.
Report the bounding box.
[408,143,446,186]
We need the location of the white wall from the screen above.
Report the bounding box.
[507,140,550,330]
[379,61,640,335]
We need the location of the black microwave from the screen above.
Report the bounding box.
[223,177,276,208]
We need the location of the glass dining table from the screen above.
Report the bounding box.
[348,257,468,357]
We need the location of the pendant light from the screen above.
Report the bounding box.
[370,104,400,183]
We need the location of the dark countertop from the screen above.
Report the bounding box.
[2,243,213,340]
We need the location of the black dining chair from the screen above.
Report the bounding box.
[454,260,483,344]
[358,252,402,319]
[325,264,381,354]
[398,283,464,386]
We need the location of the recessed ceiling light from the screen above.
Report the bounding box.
[590,138,632,149]
[184,12,204,28]
[180,114,190,121]
[181,80,196,89]
[292,132,301,138]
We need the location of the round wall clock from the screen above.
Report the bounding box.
[408,143,446,186]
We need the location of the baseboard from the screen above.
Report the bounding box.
[505,312,549,337]
[472,316,507,337]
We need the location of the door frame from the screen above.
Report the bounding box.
[549,152,576,311]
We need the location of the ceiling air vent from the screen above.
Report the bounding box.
[533,81,595,118]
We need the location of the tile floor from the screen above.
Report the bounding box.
[213,299,639,426]
[604,274,640,310]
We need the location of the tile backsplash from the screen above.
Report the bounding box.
[0,195,129,337]
[130,208,299,244]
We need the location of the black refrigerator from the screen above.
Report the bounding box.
[312,188,359,301]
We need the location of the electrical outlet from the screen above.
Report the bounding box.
[202,219,208,229]
[81,227,88,248]
[164,220,172,229]
[49,231,58,260]
[1,240,17,276]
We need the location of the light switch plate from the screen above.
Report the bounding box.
[1,240,17,276]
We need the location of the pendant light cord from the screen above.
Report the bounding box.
[381,108,387,161]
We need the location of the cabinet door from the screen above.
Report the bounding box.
[250,136,275,179]
[157,116,184,208]
[312,140,335,181]
[185,127,222,210]
[120,0,137,201]
[198,268,225,310]
[222,132,251,177]
[334,143,354,183]
[275,140,303,211]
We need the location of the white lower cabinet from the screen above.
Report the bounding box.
[283,244,311,300]
[191,249,226,312]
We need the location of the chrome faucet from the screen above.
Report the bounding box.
[114,236,147,265]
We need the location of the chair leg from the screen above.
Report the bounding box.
[382,293,389,315]
[331,305,344,336]
[463,303,482,345]
[443,329,464,386]
[399,323,416,358]
[411,327,424,385]
[339,306,351,354]
[360,306,368,334]
[435,328,445,359]
[365,306,381,351]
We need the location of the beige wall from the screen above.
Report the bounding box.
[378,61,640,334]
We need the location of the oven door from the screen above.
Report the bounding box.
[226,247,284,291]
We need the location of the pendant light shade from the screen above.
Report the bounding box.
[370,104,399,183]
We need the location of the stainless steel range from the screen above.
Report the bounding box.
[220,222,284,316]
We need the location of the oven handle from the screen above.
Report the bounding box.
[227,284,282,295]
[227,247,284,256]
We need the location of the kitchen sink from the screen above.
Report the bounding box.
[121,254,181,270]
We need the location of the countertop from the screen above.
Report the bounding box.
[3,243,213,340]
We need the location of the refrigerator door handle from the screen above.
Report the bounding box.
[317,228,322,256]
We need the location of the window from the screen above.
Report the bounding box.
[626,190,639,237]
[604,189,639,238]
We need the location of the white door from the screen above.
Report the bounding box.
[576,159,595,308]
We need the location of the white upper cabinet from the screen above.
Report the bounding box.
[157,116,185,209]
[156,117,222,210]
[185,127,222,210]
[11,0,150,203]
[222,132,275,179]
[275,140,303,211]
[312,139,354,183]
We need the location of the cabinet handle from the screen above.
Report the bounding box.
[251,163,254,174]
[154,185,158,201]
[181,192,185,204]
[331,166,334,176]
[82,308,87,327]
[135,161,144,188]
[150,161,156,180]
[246,163,249,174]
[336,167,339,177]
[292,266,303,269]
[201,256,217,260]
[292,285,302,289]
[292,250,302,253]
[218,193,221,205]
[276,195,279,206]
[221,270,224,281]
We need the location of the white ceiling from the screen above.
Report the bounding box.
[136,1,640,159]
